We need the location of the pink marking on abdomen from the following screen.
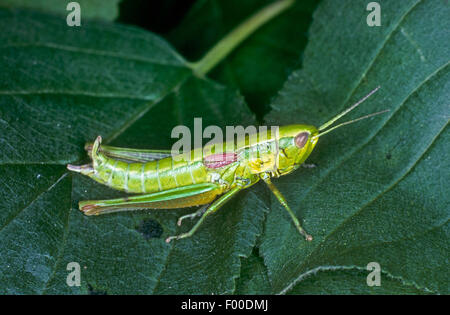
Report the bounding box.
[203,153,237,169]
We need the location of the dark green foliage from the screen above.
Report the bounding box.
[0,0,447,294]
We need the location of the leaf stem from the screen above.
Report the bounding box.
[190,0,295,76]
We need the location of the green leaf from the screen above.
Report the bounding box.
[0,0,121,21]
[0,8,190,164]
[261,0,449,294]
[168,0,318,120]
[0,8,269,294]
[1,0,448,295]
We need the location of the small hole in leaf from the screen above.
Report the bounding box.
[386,153,392,160]
[136,219,163,240]
[88,283,107,295]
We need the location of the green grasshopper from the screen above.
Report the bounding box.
[68,86,387,243]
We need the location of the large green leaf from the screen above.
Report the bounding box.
[168,0,318,120]
[0,0,448,295]
[0,8,269,294]
[0,0,121,21]
[260,0,449,294]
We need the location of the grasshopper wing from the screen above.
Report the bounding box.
[85,142,172,163]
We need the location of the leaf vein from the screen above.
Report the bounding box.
[1,42,186,68]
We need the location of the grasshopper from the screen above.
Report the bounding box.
[68,87,387,243]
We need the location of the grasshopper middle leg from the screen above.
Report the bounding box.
[260,173,313,241]
[177,204,210,226]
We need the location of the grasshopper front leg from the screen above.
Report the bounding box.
[260,173,313,241]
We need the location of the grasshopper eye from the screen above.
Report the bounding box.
[295,132,309,149]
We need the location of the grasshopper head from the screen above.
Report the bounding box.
[277,124,319,168]
[276,86,388,174]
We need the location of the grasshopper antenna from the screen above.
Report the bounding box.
[313,86,389,139]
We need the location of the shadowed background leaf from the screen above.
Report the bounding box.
[167,0,319,120]
[116,0,318,120]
